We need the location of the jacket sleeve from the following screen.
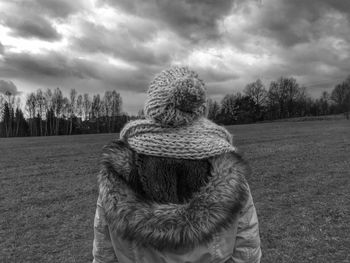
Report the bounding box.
[92,194,118,263]
[231,188,262,263]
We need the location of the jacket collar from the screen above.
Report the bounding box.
[98,140,249,250]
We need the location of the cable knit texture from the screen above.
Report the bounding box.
[145,66,206,126]
[120,66,236,159]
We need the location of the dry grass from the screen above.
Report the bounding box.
[1,119,349,262]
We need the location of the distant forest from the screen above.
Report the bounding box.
[0,88,128,137]
[0,76,349,138]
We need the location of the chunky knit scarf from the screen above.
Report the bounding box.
[120,66,236,160]
[120,117,236,159]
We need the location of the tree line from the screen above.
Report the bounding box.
[0,87,128,137]
[206,76,350,125]
[1,76,350,137]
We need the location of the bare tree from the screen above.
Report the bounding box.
[61,97,70,134]
[35,89,46,136]
[268,77,304,119]
[44,88,54,135]
[102,91,110,132]
[220,94,239,124]
[52,87,63,135]
[44,88,53,109]
[15,96,21,110]
[92,94,102,132]
[76,94,83,119]
[0,94,4,136]
[244,79,267,106]
[319,91,331,115]
[0,94,4,114]
[207,98,220,121]
[25,92,37,135]
[83,93,92,121]
[331,79,350,119]
[111,90,122,131]
[244,79,267,119]
[69,89,77,135]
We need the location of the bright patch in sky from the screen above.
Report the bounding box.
[107,57,137,70]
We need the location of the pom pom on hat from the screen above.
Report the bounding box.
[144,66,207,127]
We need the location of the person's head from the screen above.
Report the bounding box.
[118,66,237,203]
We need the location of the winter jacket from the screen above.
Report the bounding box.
[92,140,261,263]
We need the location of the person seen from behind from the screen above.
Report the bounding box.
[92,66,262,263]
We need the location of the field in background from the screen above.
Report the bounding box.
[261,113,346,123]
[262,113,347,123]
[1,119,349,263]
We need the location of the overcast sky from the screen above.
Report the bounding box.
[1,0,350,114]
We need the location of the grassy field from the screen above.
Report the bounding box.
[1,119,349,263]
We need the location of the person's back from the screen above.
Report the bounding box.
[92,66,261,263]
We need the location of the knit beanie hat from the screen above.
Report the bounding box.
[120,66,236,159]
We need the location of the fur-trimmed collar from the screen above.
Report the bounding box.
[98,140,249,250]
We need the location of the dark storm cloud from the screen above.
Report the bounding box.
[73,21,171,66]
[0,51,157,92]
[4,0,87,19]
[100,0,235,41]
[1,52,113,81]
[316,0,350,16]
[34,0,88,18]
[2,52,77,78]
[242,0,350,47]
[0,80,21,95]
[2,14,61,41]
[0,0,88,40]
